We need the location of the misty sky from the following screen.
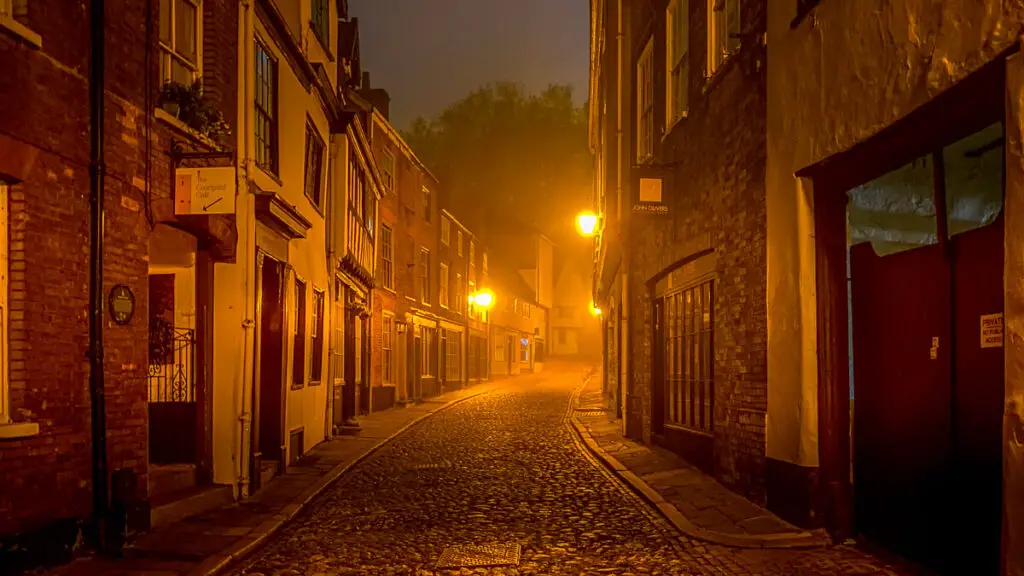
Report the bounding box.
[349,0,590,131]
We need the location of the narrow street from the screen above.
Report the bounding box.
[230,365,909,576]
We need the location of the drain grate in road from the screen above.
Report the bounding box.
[408,460,453,471]
[575,408,607,414]
[435,543,521,569]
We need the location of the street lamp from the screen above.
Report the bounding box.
[471,289,495,309]
[590,301,602,316]
[576,211,598,237]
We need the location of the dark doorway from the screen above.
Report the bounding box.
[849,124,1005,574]
[413,333,422,401]
[148,273,198,465]
[507,335,515,375]
[358,314,370,415]
[254,255,285,490]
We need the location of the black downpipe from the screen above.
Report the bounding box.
[88,0,109,549]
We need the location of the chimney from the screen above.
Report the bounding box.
[357,71,390,121]
[362,71,370,90]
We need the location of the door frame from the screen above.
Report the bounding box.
[250,250,288,492]
[799,54,1008,538]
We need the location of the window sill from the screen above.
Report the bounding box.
[0,15,41,49]
[154,107,222,150]
[663,112,688,140]
[310,26,335,62]
[308,380,322,387]
[303,192,325,219]
[0,421,40,439]
[703,53,740,96]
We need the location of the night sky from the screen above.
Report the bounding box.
[349,0,590,131]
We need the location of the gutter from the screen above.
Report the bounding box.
[88,0,109,548]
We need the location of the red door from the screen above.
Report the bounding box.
[851,241,953,568]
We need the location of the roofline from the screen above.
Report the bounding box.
[371,108,441,185]
[587,0,605,152]
[440,208,474,236]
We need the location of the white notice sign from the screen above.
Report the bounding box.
[175,167,237,215]
[980,313,1003,348]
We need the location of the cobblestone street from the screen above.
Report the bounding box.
[231,367,917,576]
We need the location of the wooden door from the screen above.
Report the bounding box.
[851,241,952,568]
[256,257,285,478]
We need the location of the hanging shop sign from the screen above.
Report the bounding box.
[109,285,135,325]
[632,177,669,215]
[175,167,237,215]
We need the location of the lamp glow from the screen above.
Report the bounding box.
[590,301,602,316]
[576,211,598,237]
[472,290,495,309]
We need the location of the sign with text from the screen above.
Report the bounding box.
[981,313,1003,348]
[633,177,668,215]
[175,167,237,215]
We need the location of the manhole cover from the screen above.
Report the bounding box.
[435,543,521,569]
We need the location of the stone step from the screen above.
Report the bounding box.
[148,464,197,501]
[149,485,234,530]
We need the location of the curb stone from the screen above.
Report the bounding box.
[193,387,495,576]
[566,381,833,550]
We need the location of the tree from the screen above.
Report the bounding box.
[402,82,592,245]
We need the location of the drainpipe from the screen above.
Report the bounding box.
[237,0,256,498]
[88,0,109,548]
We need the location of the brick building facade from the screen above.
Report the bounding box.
[0,0,237,560]
[590,0,769,504]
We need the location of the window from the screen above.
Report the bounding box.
[382,314,394,384]
[421,327,436,377]
[311,0,329,48]
[439,262,449,309]
[513,298,520,315]
[292,279,307,388]
[445,330,461,382]
[637,38,654,161]
[663,280,714,433]
[254,40,278,174]
[454,273,463,314]
[332,277,345,390]
[349,149,375,233]
[468,280,477,319]
[380,225,394,289]
[381,150,395,192]
[524,303,531,318]
[304,122,325,209]
[422,186,432,222]
[457,231,463,256]
[495,336,505,362]
[469,241,476,267]
[707,0,740,77]
[310,290,325,384]
[420,248,430,304]
[441,217,450,245]
[159,0,200,84]
[520,339,529,363]
[667,0,690,126]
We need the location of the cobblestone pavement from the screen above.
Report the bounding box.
[231,367,919,576]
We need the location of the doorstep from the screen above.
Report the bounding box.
[46,382,501,576]
[570,376,831,549]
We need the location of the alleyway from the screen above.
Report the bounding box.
[229,364,915,576]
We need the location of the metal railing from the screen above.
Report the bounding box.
[148,321,196,403]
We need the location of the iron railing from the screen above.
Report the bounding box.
[148,322,196,403]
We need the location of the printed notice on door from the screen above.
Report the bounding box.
[980,313,1003,348]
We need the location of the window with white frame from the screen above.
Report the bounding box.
[380,225,394,290]
[707,0,741,77]
[420,248,430,304]
[445,330,461,382]
[520,339,529,362]
[468,280,477,319]
[454,273,463,314]
[439,262,449,309]
[441,217,450,245]
[667,0,690,126]
[310,289,325,384]
[254,40,278,173]
[457,230,463,256]
[381,150,396,192]
[159,0,201,84]
[637,38,654,161]
[382,313,394,384]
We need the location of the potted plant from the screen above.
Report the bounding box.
[158,78,232,144]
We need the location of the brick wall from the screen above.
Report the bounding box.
[0,0,237,544]
[628,0,769,503]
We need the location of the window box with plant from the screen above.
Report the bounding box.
[158,78,231,144]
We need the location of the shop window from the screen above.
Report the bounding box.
[663,280,713,432]
[382,314,394,384]
[446,330,461,381]
[520,338,529,363]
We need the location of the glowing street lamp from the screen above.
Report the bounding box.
[590,301,602,316]
[471,289,495,309]
[576,211,599,237]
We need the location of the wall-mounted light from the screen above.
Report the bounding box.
[590,301,602,316]
[471,289,495,309]
[576,211,599,237]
